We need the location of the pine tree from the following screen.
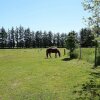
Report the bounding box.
[10,27,15,48]
[0,27,7,48]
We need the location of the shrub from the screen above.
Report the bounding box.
[69,50,78,59]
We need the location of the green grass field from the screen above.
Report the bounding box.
[0,48,99,100]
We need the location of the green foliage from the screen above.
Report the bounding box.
[73,69,100,100]
[82,0,100,35]
[74,79,100,100]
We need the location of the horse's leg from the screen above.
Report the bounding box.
[55,53,57,58]
[46,52,48,58]
[58,51,60,57]
[49,53,51,58]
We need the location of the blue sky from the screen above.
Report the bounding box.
[0,0,87,33]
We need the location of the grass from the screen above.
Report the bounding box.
[0,48,99,100]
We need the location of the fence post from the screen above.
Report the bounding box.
[79,43,81,59]
[64,49,66,55]
[94,40,97,67]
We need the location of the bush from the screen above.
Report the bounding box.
[69,51,78,59]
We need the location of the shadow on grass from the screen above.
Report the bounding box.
[62,57,78,61]
[62,58,72,61]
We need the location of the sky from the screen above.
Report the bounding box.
[0,0,88,33]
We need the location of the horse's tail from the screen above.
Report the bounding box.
[58,50,61,57]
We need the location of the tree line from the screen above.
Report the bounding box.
[0,26,67,48]
[0,26,96,49]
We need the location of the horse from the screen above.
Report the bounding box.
[46,47,61,58]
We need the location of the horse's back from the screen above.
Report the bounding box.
[47,48,58,53]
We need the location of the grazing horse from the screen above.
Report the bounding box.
[46,47,61,58]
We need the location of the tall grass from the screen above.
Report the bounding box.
[76,48,95,64]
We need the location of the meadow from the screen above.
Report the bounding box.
[0,48,100,100]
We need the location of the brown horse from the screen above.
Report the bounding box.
[46,47,61,58]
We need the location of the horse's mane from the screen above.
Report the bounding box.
[48,46,57,49]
